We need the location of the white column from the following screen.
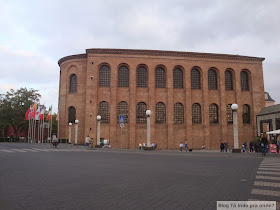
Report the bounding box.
[75,119,79,144]
[97,115,101,145]
[146,110,151,147]
[231,104,239,149]
[68,123,72,144]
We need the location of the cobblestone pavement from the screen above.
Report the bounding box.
[0,143,279,210]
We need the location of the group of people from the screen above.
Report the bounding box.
[179,141,188,152]
[139,142,157,150]
[220,140,229,152]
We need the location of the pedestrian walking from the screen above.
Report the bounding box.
[52,133,58,148]
[85,135,90,149]
[152,142,155,150]
[224,140,228,152]
[249,141,254,152]
[220,141,224,152]
[179,142,183,152]
[185,141,188,152]
[261,133,269,156]
[202,144,205,150]
[139,143,142,150]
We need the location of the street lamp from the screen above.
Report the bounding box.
[231,104,239,149]
[75,119,79,145]
[146,110,151,147]
[68,122,72,144]
[97,115,101,145]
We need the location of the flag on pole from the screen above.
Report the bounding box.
[35,106,41,120]
[25,107,30,120]
[39,105,45,120]
[30,103,37,119]
[46,106,52,120]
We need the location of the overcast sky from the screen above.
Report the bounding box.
[1,0,279,112]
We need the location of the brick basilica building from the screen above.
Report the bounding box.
[57,49,265,149]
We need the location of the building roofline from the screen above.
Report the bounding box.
[58,48,265,66]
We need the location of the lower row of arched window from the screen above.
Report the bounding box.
[68,102,251,124]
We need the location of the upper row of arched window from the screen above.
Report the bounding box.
[69,65,250,92]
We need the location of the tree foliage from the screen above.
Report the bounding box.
[0,88,41,137]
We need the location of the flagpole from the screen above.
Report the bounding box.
[28,105,31,143]
[50,107,53,140]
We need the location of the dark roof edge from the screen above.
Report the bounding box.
[58,53,87,66]
[58,49,265,66]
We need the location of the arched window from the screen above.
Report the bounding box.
[173,68,183,89]
[117,101,129,123]
[98,101,110,123]
[191,69,201,89]
[174,103,184,124]
[118,66,129,87]
[241,71,249,91]
[209,103,219,123]
[208,69,218,90]
[155,67,166,88]
[156,102,166,123]
[192,103,201,124]
[225,70,233,90]
[243,104,250,124]
[68,106,76,123]
[136,102,147,123]
[99,65,110,87]
[137,66,147,87]
[227,104,233,124]
[69,74,77,92]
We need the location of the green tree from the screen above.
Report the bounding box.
[0,88,41,138]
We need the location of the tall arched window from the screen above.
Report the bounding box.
[136,102,147,123]
[99,65,110,87]
[174,103,184,124]
[209,103,219,123]
[243,104,250,124]
[208,69,218,90]
[98,101,110,123]
[118,66,129,87]
[155,67,166,88]
[173,68,183,89]
[191,69,201,89]
[117,101,128,123]
[225,70,233,90]
[227,104,233,124]
[68,106,76,123]
[69,74,77,92]
[192,103,201,124]
[137,66,147,87]
[241,71,249,91]
[156,102,166,123]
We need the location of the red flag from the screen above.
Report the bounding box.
[46,107,52,120]
[25,107,30,120]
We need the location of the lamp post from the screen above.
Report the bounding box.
[146,110,151,147]
[68,122,72,144]
[231,104,239,149]
[97,115,101,145]
[75,119,79,145]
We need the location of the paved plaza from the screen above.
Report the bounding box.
[0,143,280,209]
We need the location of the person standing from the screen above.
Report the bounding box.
[139,143,142,150]
[261,133,269,156]
[85,135,90,149]
[224,140,228,152]
[179,142,183,152]
[220,141,224,152]
[249,141,254,152]
[185,141,188,152]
